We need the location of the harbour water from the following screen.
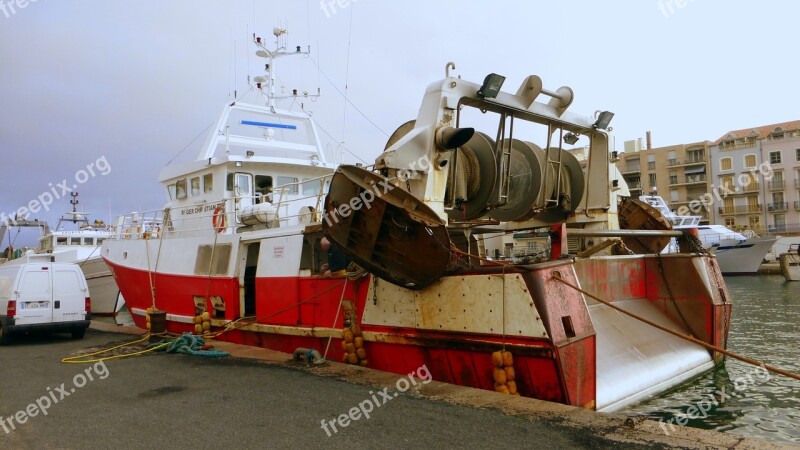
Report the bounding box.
[623,275,800,444]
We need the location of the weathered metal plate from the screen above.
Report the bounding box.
[323,165,450,289]
[362,274,549,338]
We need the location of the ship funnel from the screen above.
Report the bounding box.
[436,126,475,150]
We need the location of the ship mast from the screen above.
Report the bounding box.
[252,28,319,112]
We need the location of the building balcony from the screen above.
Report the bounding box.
[768,225,787,233]
[768,202,789,212]
[669,174,707,186]
[718,142,757,151]
[627,181,642,189]
[728,183,760,194]
[769,180,785,190]
[685,174,707,185]
[667,157,706,167]
[718,204,763,215]
[621,167,641,175]
[795,201,800,210]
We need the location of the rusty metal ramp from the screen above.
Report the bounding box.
[322,165,451,289]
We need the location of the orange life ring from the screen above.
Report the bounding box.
[212,205,225,233]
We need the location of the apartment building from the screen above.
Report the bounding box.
[617,136,711,222]
[760,123,800,232]
[709,120,800,233]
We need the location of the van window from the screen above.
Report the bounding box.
[21,271,50,297]
[54,270,82,295]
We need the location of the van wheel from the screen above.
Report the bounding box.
[71,328,86,339]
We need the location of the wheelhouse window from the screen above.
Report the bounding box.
[203,174,213,194]
[167,183,177,200]
[175,179,187,199]
[71,237,82,245]
[255,175,273,202]
[302,179,322,196]
[57,237,68,245]
[191,177,201,196]
[276,176,299,195]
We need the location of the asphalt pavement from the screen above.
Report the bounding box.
[0,329,790,449]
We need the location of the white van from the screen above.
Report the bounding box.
[0,254,91,343]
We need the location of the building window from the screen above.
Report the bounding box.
[670,189,679,202]
[724,217,735,228]
[648,173,657,188]
[721,176,734,191]
[744,154,756,168]
[796,148,800,162]
[720,157,732,171]
[770,151,782,164]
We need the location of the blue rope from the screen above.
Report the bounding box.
[148,333,229,358]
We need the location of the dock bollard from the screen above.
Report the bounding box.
[148,310,167,343]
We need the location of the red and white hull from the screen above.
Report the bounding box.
[103,229,730,411]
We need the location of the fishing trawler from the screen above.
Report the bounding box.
[102,30,731,412]
[38,193,123,316]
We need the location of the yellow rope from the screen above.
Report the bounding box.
[61,333,169,364]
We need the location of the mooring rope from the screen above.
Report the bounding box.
[551,273,800,382]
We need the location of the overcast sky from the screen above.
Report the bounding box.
[2,0,798,246]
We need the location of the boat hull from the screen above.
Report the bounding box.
[103,234,730,411]
[780,252,800,281]
[709,236,777,275]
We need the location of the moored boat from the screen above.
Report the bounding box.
[779,244,800,281]
[639,194,777,275]
[39,193,123,316]
[102,33,732,412]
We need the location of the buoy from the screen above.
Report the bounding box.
[492,351,504,368]
[493,367,507,385]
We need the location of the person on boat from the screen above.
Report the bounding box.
[320,237,349,277]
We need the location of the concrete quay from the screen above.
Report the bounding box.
[0,323,793,449]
